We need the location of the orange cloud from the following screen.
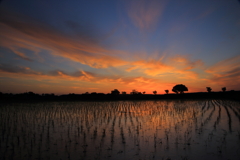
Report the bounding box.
[11,48,32,61]
[125,55,202,80]
[205,55,240,89]
[171,55,204,70]
[206,55,240,75]
[127,59,172,75]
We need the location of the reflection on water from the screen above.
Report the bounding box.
[0,100,240,160]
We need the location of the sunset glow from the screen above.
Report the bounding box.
[0,0,240,94]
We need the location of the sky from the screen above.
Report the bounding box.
[0,0,240,94]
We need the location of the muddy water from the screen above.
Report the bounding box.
[1,100,240,160]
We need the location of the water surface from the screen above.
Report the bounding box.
[1,99,240,160]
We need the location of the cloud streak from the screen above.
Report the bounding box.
[0,9,127,68]
[0,64,38,74]
[0,63,96,82]
[205,55,240,88]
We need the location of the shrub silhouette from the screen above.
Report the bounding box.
[206,87,212,93]
[172,84,188,94]
[111,89,120,95]
[131,89,138,94]
[122,91,127,95]
[165,90,169,94]
[222,87,226,92]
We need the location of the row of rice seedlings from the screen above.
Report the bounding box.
[215,100,240,132]
[1,99,240,159]
[0,100,202,159]
[213,101,222,130]
[75,100,197,159]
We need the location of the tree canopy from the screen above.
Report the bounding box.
[111,89,120,95]
[172,84,188,94]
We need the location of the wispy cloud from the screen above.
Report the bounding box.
[9,47,33,61]
[171,55,204,70]
[0,63,96,82]
[127,0,166,30]
[0,64,39,74]
[206,55,240,76]
[0,9,127,68]
[205,55,240,89]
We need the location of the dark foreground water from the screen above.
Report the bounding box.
[0,99,240,160]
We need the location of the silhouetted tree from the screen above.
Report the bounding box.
[111,89,120,95]
[122,91,127,95]
[206,87,212,93]
[165,90,169,94]
[222,87,226,92]
[172,84,188,94]
[131,89,138,94]
[143,91,146,94]
[153,90,157,95]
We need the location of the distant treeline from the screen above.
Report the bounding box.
[0,91,239,102]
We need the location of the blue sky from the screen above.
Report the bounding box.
[0,0,240,94]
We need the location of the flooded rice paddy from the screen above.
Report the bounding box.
[1,99,240,160]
